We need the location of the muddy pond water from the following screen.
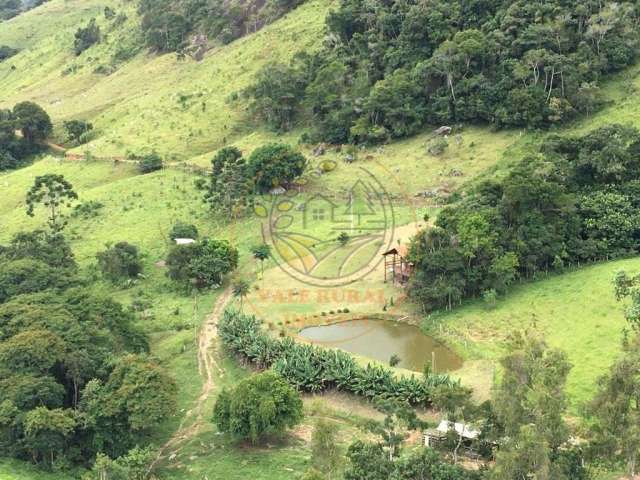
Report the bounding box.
[298,319,463,373]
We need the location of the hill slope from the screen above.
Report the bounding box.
[0,0,328,160]
[430,258,640,409]
[1,1,640,479]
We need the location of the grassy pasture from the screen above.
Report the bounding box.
[427,257,640,410]
[0,0,525,201]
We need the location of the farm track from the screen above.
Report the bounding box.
[47,141,210,174]
[151,287,233,470]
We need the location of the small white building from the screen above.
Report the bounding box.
[174,238,196,245]
[423,420,480,447]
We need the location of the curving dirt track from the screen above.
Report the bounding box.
[151,287,233,469]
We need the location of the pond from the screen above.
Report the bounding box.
[297,319,463,373]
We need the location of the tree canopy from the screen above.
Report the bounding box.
[247,143,307,192]
[0,188,174,468]
[137,0,305,52]
[74,18,100,55]
[0,102,51,171]
[213,371,303,442]
[246,0,640,142]
[25,174,78,232]
[96,242,144,284]
[0,0,48,20]
[166,238,239,288]
[204,144,307,215]
[408,124,640,312]
[0,274,169,466]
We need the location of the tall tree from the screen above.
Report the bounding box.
[96,242,143,283]
[166,238,238,289]
[247,143,307,193]
[494,331,571,451]
[13,102,52,143]
[23,407,76,466]
[363,399,421,462]
[589,337,640,477]
[491,331,573,480]
[25,174,78,232]
[213,371,303,443]
[490,424,554,480]
[311,419,342,479]
[432,383,476,464]
[613,270,640,331]
[206,147,252,218]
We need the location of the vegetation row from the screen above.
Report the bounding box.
[218,308,457,405]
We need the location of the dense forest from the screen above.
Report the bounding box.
[408,124,640,311]
[0,173,177,470]
[0,0,49,20]
[246,0,640,143]
[137,0,305,52]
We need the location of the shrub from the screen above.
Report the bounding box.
[137,153,163,174]
[311,419,342,475]
[71,200,104,219]
[389,354,401,367]
[247,143,307,192]
[130,291,152,312]
[96,242,143,283]
[319,159,337,173]
[0,45,18,62]
[103,6,115,19]
[0,150,19,171]
[169,221,198,240]
[213,371,303,443]
[427,137,448,156]
[74,19,100,55]
[482,289,498,310]
[166,238,238,288]
[63,120,94,144]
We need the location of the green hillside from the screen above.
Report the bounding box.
[429,257,640,409]
[0,0,328,160]
[1,0,640,479]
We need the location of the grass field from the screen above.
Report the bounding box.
[427,257,640,411]
[0,459,76,480]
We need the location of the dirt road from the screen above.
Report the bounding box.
[152,287,233,467]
